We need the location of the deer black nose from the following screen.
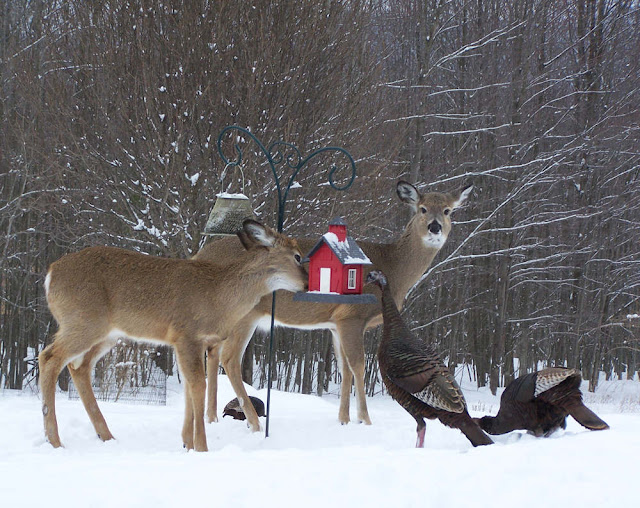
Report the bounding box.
[428,221,442,234]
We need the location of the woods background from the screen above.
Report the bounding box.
[2,0,639,399]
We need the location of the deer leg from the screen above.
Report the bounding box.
[352,358,371,425]
[335,320,371,425]
[331,332,352,425]
[38,324,106,448]
[67,339,116,442]
[175,340,207,452]
[206,342,221,423]
[38,340,67,448]
[181,377,194,449]
[220,318,261,432]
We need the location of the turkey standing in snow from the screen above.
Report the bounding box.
[223,396,266,421]
[367,270,493,448]
[475,368,609,437]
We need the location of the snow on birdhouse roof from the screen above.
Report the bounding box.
[303,231,372,265]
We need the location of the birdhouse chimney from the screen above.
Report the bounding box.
[328,217,347,242]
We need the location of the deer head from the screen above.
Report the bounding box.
[396,180,473,250]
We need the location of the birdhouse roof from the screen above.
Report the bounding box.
[303,232,372,265]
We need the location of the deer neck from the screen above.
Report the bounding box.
[201,254,272,316]
[233,253,275,297]
[374,228,441,309]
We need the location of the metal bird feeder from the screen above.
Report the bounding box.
[214,125,358,437]
[204,165,256,237]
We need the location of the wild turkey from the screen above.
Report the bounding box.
[475,368,609,437]
[222,396,266,421]
[367,270,493,448]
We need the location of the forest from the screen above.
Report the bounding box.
[1,0,639,399]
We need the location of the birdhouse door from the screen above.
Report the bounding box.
[319,268,331,293]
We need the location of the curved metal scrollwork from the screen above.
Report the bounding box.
[217,125,356,232]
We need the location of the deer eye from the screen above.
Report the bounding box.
[444,208,451,216]
[294,254,302,264]
[420,207,427,214]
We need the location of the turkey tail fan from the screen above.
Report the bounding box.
[566,403,610,431]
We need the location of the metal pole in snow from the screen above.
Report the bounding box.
[217,126,356,437]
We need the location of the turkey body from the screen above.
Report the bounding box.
[368,270,493,448]
[223,396,266,421]
[476,368,609,437]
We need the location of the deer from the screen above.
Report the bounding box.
[196,180,473,432]
[38,220,307,452]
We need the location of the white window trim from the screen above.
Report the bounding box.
[347,268,357,290]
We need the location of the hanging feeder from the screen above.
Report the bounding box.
[203,165,256,237]
[293,217,377,304]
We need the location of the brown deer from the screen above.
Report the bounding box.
[196,181,473,431]
[38,220,307,452]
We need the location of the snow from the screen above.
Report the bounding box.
[186,172,200,186]
[216,192,250,199]
[323,231,372,264]
[1,374,638,508]
[343,254,372,264]
[324,231,340,244]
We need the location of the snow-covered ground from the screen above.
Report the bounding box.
[1,373,638,508]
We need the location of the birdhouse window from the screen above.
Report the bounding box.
[347,269,357,290]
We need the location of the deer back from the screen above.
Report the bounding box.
[46,224,306,343]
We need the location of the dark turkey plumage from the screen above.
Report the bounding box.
[367,270,493,448]
[475,368,609,437]
[222,396,266,421]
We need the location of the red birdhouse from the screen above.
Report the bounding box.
[293,218,376,304]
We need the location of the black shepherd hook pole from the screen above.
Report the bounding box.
[217,125,357,437]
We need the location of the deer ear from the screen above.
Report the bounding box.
[396,180,420,211]
[452,184,473,209]
[238,220,276,250]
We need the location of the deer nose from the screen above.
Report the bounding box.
[428,221,442,234]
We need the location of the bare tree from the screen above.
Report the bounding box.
[1,0,638,396]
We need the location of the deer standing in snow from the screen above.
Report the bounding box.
[197,181,473,431]
[38,220,306,452]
